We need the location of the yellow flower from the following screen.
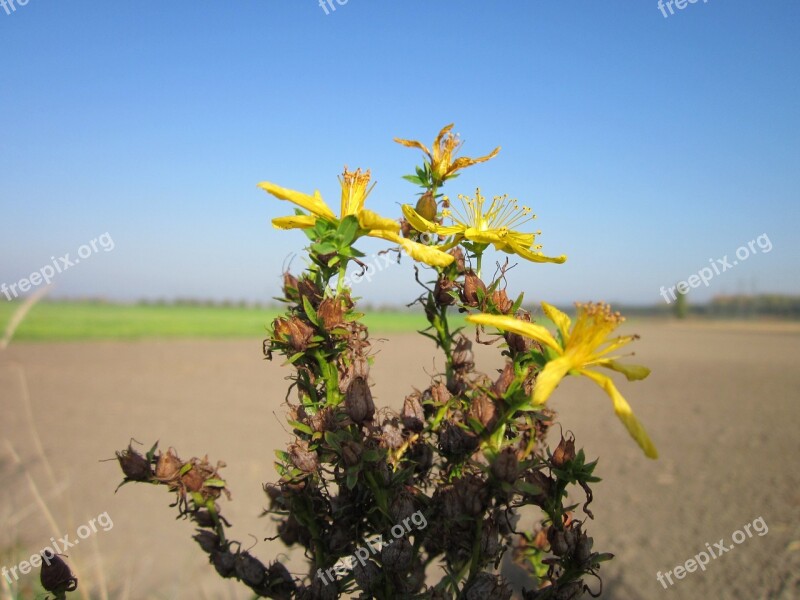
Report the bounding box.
[258,167,454,268]
[402,189,566,264]
[394,123,500,183]
[467,303,657,459]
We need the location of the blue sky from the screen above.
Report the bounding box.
[1,1,797,306]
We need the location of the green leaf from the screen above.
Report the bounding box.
[204,478,227,488]
[178,463,193,476]
[402,174,424,185]
[338,215,360,245]
[288,419,313,435]
[302,296,319,326]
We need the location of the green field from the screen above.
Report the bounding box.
[0,301,469,341]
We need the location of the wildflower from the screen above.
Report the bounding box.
[394,123,500,184]
[259,167,453,267]
[402,188,566,265]
[467,302,658,458]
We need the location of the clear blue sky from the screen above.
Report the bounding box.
[1,1,798,306]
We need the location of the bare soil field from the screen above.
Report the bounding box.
[1,322,799,599]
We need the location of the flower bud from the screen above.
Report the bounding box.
[415,190,438,221]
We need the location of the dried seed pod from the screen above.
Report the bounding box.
[278,515,302,546]
[297,276,323,308]
[548,528,569,556]
[430,381,452,405]
[434,274,457,306]
[235,551,267,588]
[40,554,78,594]
[193,530,220,554]
[155,448,183,483]
[401,392,425,432]
[438,421,478,457]
[524,469,555,506]
[492,362,516,396]
[340,441,362,467]
[317,296,345,330]
[505,311,534,354]
[353,559,382,595]
[390,491,416,524]
[470,393,498,429]
[345,376,375,425]
[575,530,594,565]
[491,448,519,483]
[116,444,152,482]
[282,271,300,302]
[552,434,576,468]
[381,537,413,572]
[452,336,474,372]
[481,520,501,559]
[381,421,404,450]
[289,442,319,473]
[212,547,237,578]
[408,441,433,476]
[490,288,514,314]
[273,317,314,352]
[462,270,487,307]
[463,573,512,600]
[181,466,207,493]
[266,561,296,597]
[450,246,466,273]
[455,475,489,517]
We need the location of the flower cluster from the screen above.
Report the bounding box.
[112,124,656,599]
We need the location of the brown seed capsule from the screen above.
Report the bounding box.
[155,448,183,483]
[282,271,300,302]
[212,547,237,578]
[297,276,323,308]
[434,274,457,306]
[463,573,512,600]
[548,528,569,556]
[116,444,152,482]
[491,448,519,483]
[401,392,425,432]
[450,246,466,273]
[470,393,498,429]
[273,317,314,352]
[492,362,516,396]
[490,288,514,314]
[381,537,413,572]
[340,441,362,467]
[552,435,576,468]
[181,466,207,493]
[267,561,296,596]
[390,491,416,524]
[289,442,319,473]
[415,190,438,221]
[505,310,534,354]
[40,553,78,594]
[235,551,267,588]
[317,296,345,330]
[575,530,594,565]
[438,421,478,457]
[400,218,413,238]
[353,559,382,595]
[345,376,375,425]
[462,270,487,307]
[429,381,452,405]
[193,530,220,554]
[525,469,555,506]
[452,336,474,372]
[455,475,489,517]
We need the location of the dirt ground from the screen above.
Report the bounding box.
[1,322,799,599]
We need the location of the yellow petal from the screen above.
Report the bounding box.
[370,231,455,267]
[258,182,336,221]
[595,360,651,381]
[532,355,574,406]
[579,369,658,459]
[393,137,431,157]
[402,204,440,233]
[464,227,506,244]
[357,209,400,232]
[447,146,501,174]
[502,239,567,264]
[541,301,572,342]
[272,215,318,230]
[465,313,561,353]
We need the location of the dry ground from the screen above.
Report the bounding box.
[1,322,798,599]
